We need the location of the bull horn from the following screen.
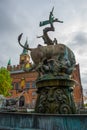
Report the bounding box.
[18,33,33,51]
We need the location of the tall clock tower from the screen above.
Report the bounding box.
[20,40,31,68]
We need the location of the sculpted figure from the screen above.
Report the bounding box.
[18,7,75,79]
[18,33,76,78]
[18,8,76,114]
[38,7,63,45]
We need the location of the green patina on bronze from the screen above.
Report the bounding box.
[39,7,63,27]
[38,7,63,46]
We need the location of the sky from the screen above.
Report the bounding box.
[0,0,87,89]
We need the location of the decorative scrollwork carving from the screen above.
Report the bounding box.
[35,85,76,114]
[59,104,72,114]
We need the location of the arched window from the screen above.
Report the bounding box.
[19,96,25,107]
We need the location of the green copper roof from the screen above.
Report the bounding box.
[7,59,11,66]
[21,39,28,55]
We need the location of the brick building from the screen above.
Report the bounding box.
[7,42,38,109]
[7,42,84,109]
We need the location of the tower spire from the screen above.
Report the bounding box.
[7,59,11,66]
[22,38,28,55]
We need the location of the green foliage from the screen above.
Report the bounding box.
[0,67,12,96]
[84,103,87,107]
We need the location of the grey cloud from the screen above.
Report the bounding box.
[0,2,21,35]
[67,31,87,55]
[70,32,87,46]
[72,32,87,45]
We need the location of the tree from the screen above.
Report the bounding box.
[0,67,12,96]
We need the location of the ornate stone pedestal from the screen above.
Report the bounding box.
[35,77,76,114]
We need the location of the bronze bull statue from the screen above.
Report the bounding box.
[18,33,76,77]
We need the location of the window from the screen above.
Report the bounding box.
[26,82,30,89]
[15,82,19,90]
[32,81,36,88]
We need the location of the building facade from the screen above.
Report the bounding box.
[7,43,84,109]
[7,42,38,109]
[72,64,84,108]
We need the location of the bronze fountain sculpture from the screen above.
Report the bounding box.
[18,7,76,114]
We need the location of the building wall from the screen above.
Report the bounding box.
[72,64,84,108]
